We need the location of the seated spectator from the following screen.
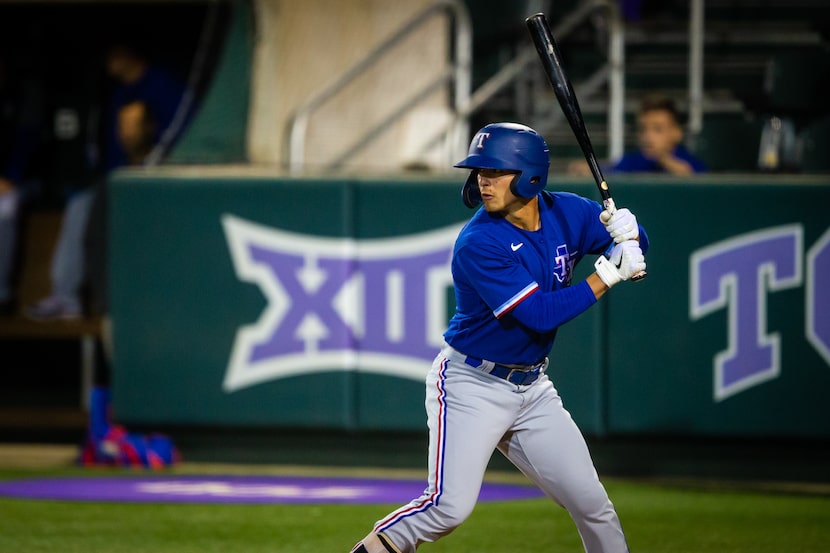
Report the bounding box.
[25,43,186,321]
[570,94,707,176]
[0,54,44,316]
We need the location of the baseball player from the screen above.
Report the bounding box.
[350,123,648,553]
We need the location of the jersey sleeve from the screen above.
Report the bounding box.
[638,224,650,254]
[509,280,597,332]
[454,236,598,333]
[453,241,539,319]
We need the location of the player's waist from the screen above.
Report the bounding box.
[440,343,548,386]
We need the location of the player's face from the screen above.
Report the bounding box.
[637,109,683,160]
[477,169,521,213]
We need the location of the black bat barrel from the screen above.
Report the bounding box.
[525,13,609,204]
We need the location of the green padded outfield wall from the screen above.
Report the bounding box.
[109,171,830,438]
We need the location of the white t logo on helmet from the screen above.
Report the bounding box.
[475,132,491,149]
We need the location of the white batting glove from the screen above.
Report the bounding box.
[594,240,646,288]
[600,207,639,243]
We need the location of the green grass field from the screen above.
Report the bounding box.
[1,462,828,553]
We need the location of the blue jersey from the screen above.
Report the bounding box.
[106,66,186,171]
[444,190,648,365]
[612,144,707,173]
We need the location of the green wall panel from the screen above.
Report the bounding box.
[109,171,830,438]
[110,175,355,426]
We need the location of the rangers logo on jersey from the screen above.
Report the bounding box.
[553,244,576,285]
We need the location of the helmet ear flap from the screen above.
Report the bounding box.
[512,173,545,199]
[461,170,481,208]
[508,173,522,198]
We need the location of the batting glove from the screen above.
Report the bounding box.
[600,207,639,243]
[594,240,646,288]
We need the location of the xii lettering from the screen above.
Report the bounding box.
[221,214,460,392]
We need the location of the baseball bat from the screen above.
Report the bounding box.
[526,12,646,281]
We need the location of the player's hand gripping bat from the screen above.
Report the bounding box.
[526,12,646,281]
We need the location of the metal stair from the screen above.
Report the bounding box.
[475,0,830,172]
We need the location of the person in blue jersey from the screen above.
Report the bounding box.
[101,43,188,171]
[571,94,706,176]
[614,94,706,174]
[350,123,648,553]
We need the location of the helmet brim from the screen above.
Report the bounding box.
[454,154,520,171]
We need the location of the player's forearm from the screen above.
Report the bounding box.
[587,273,609,300]
[659,154,694,175]
[508,281,597,332]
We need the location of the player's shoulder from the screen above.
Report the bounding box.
[455,209,507,252]
[542,190,600,212]
[544,189,587,202]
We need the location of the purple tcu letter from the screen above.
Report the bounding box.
[807,228,830,366]
[690,225,803,401]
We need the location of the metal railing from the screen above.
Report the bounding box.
[285,0,625,172]
[409,0,626,163]
[526,0,625,161]
[286,0,472,174]
[688,0,705,147]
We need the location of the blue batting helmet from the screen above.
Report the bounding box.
[455,123,550,208]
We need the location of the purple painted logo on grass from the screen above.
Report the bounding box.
[0,475,543,504]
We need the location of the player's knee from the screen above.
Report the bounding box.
[567,489,617,523]
[434,500,476,530]
[559,482,613,517]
